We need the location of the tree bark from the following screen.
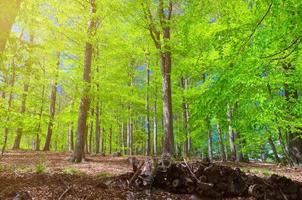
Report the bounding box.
[95,102,100,153]
[12,37,33,149]
[153,100,158,155]
[142,0,174,155]
[146,62,151,156]
[217,123,226,161]
[227,104,236,161]
[68,122,74,151]
[208,130,213,161]
[43,60,59,151]
[181,77,190,157]
[234,131,243,162]
[268,136,281,163]
[1,63,16,154]
[72,0,96,162]
[35,84,45,151]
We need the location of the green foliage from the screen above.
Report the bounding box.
[35,163,46,174]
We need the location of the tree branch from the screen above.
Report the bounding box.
[240,2,273,52]
[260,37,301,59]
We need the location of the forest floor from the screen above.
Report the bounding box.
[0,151,301,200]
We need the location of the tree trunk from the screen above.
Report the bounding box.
[127,116,133,156]
[68,122,74,151]
[268,136,281,163]
[283,63,302,165]
[1,63,16,154]
[35,84,45,151]
[109,125,112,154]
[89,112,93,153]
[12,60,32,149]
[95,102,100,154]
[234,131,243,162]
[121,121,125,155]
[181,77,190,157]
[153,100,158,155]
[227,104,236,161]
[208,130,213,161]
[0,0,21,53]
[43,66,58,151]
[162,62,174,155]
[144,0,174,155]
[72,0,96,162]
[146,63,151,156]
[217,123,226,161]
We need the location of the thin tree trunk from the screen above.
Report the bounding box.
[234,131,243,162]
[35,84,45,151]
[68,122,74,151]
[43,61,58,151]
[217,123,226,161]
[89,112,93,153]
[127,115,133,156]
[227,104,236,161]
[268,136,281,163]
[121,121,125,155]
[208,130,213,161]
[146,63,151,156]
[72,0,96,162]
[1,64,16,154]
[13,70,30,149]
[101,128,105,154]
[181,77,190,157]
[109,125,112,154]
[153,100,158,155]
[95,102,100,154]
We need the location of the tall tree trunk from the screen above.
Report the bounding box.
[13,61,32,149]
[35,84,45,151]
[127,115,133,156]
[101,128,105,154]
[68,122,74,151]
[217,123,226,161]
[0,0,21,53]
[181,77,190,157]
[143,0,174,155]
[234,131,243,162]
[146,63,151,156]
[85,124,89,154]
[227,104,236,161]
[208,130,213,161]
[89,112,93,153]
[1,63,16,154]
[95,102,100,154]
[153,100,158,155]
[43,61,58,151]
[268,136,281,163]
[278,128,294,166]
[72,0,96,162]
[109,125,112,154]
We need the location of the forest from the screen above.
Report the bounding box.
[1,0,302,200]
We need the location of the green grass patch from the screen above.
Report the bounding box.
[63,167,85,176]
[242,167,272,177]
[97,172,112,178]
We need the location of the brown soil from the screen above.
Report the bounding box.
[0,151,301,200]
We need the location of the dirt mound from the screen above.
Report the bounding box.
[130,157,302,200]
